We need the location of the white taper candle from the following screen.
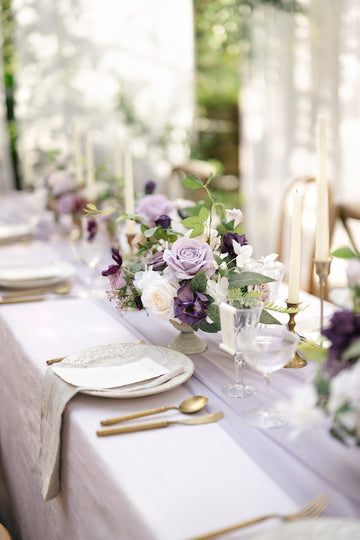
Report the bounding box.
[288,189,302,303]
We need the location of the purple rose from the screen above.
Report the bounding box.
[102,249,123,276]
[322,310,360,377]
[174,282,210,326]
[155,215,171,229]
[86,218,98,241]
[136,194,175,226]
[145,180,156,194]
[221,232,248,259]
[148,251,166,271]
[163,237,215,281]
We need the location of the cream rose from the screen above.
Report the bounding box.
[141,278,177,321]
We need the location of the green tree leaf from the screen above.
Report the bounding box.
[181,216,201,228]
[196,319,219,333]
[190,270,207,293]
[331,246,358,259]
[190,225,205,238]
[298,342,328,364]
[206,303,220,325]
[199,206,209,222]
[144,227,158,238]
[181,175,204,189]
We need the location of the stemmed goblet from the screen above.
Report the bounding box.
[219,298,263,398]
[240,325,299,429]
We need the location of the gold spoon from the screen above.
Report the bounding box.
[97,411,223,436]
[100,395,209,426]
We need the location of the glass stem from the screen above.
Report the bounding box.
[234,352,245,385]
[263,374,271,411]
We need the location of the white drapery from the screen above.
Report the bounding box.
[241,0,360,263]
[1,0,194,191]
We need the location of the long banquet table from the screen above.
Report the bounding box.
[0,238,359,540]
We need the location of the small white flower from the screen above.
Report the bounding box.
[186,226,220,249]
[259,253,279,267]
[233,241,253,268]
[225,208,244,228]
[220,262,227,270]
[206,276,229,303]
[327,369,352,414]
[277,385,326,439]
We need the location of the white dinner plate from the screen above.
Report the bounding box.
[250,518,360,540]
[0,262,75,289]
[57,343,195,398]
[0,224,32,243]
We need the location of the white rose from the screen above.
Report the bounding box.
[133,270,164,292]
[141,278,177,321]
[225,208,244,228]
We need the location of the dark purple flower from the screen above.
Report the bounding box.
[174,282,210,327]
[145,180,156,194]
[102,249,123,276]
[322,310,360,377]
[134,295,143,310]
[86,218,98,241]
[148,251,166,271]
[221,232,248,259]
[155,215,171,229]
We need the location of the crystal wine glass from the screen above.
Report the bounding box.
[76,216,107,294]
[220,298,263,398]
[240,325,299,429]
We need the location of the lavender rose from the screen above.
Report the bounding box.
[136,194,175,226]
[148,251,166,271]
[164,237,215,281]
[174,282,210,326]
[55,193,78,214]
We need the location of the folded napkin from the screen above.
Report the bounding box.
[39,361,185,500]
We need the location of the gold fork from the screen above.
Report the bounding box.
[190,494,330,540]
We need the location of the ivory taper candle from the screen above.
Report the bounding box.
[315,114,330,261]
[85,132,95,201]
[72,120,84,187]
[114,134,123,179]
[124,142,136,235]
[288,189,302,303]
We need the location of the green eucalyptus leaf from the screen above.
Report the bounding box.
[181,175,204,189]
[190,270,207,293]
[314,370,330,395]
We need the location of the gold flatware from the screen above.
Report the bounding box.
[97,411,223,436]
[100,395,208,426]
[46,356,66,366]
[0,283,72,299]
[190,494,330,540]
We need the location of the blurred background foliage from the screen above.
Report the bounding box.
[192,0,302,176]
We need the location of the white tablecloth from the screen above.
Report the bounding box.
[0,242,359,540]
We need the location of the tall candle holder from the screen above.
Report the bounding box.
[284,300,307,368]
[314,258,332,336]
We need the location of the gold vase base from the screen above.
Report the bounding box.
[284,351,307,369]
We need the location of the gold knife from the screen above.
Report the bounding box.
[97,412,223,436]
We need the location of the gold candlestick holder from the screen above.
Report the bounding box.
[284,300,307,368]
[314,258,332,337]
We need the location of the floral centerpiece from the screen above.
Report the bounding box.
[282,247,360,446]
[87,174,287,351]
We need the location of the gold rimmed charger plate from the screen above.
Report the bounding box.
[51,343,195,399]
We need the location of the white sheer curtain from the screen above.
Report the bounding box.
[3,0,194,191]
[241,0,360,261]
